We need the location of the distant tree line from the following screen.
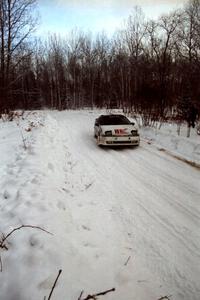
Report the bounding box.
[0,0,200,126]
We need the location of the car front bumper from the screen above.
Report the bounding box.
[97,135,140,146]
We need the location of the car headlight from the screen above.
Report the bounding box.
[104,130,112,136]
[131,130,139,136]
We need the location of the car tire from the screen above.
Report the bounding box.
[97,134,101,146]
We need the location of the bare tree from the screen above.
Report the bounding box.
[148,10,182,119]
[122,6,147,111]
[0,0,198,127]
[0,0,38,112]
[174,0,200,135]
[66,29,84,109]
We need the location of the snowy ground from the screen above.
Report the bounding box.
[0,110,200,300]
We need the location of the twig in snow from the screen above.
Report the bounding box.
[78,288,115,300]
[124,255,131,266]
[0,255,2,272]
[158,295,172,300]
[0,225,52,272]
[78,291,84,300]
[46,269,62,300]
[0,225,52,250]
[85,182,93,190]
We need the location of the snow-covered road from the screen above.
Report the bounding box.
[1,110,200,300]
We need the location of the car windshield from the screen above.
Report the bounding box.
[99,115,131,125]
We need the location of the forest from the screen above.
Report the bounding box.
[0,0,200,126]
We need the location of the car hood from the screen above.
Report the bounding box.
[100,124,138,135]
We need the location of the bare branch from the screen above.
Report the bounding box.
[78,288,116,300]
[78,291,84,300]
[46,269,62,300]
[0,255,2,272]
[124,255,131,266]
[0,225,53,249]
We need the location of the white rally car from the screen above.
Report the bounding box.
[94,114,140,146]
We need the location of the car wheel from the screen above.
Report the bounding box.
[97,133,101,146]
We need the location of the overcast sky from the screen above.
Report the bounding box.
[37,0,187,37]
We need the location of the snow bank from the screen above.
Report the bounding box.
[140,123,200,166]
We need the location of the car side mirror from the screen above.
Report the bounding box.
[131,122,135,125]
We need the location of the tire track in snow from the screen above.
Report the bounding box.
[108,148,200,257]
[71,144,200,299]
[92,149,200,299]
[52,110,200,300]
[121,146,200,223]
[56,116,199,253]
